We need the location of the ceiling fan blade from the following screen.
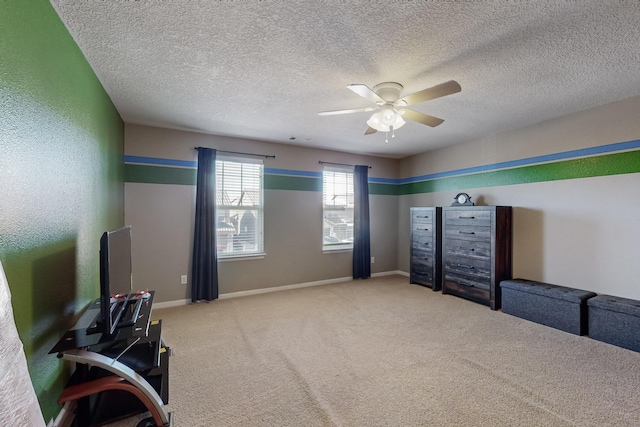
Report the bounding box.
[347,84,384,104]
[398,80,461,106]
[402,109,445,127]
[317,106,376,116]
[364,126,377,135]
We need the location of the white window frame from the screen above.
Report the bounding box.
[215,156,264,259]
[322,166,354,252]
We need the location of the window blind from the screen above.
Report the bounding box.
[215,157,264,257]
[322,167,354,249]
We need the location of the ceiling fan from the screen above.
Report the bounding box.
[318,80,461,142]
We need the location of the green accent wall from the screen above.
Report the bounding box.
[0,0,124,421]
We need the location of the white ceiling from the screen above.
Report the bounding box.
[50,1,640,159]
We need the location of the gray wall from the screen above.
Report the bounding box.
[124,124,399,302]
[398,96,640,299]
[125,95,640,304]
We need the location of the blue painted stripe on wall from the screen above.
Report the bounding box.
[399,139,640,184]
[125,138,640,186]
[369,177,399,184]
[124,157,322,178]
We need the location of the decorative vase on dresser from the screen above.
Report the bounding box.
[441,206,512,310]
[410,207,442,291]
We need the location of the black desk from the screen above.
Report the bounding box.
[50,291,173,427]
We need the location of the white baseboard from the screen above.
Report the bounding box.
[375,270,409,278]
[153,270,407,309]
[218,275,353,300]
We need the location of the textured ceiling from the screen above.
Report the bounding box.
[50,1,640,159]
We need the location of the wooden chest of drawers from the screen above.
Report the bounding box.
[410,207,442,291]
[441,206,512,310]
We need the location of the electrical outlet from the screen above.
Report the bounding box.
[181,275,188,285]
[371,256,375,264]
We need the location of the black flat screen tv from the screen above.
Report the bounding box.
[98,226,134,335]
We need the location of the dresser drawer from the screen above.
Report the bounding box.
[444,272,491,291]
[444,257,491,284]
[411,211,434,225]
[445,239,491,258]
[412,218,435,233]
[412,218,433,231]
[445,209,491,226]
[412,234,435,251]
[443,279,491,301]
[412,249,435,265]
[411,225,433,239]
[444,275,491,292]
[444,225,491,241]
[412,266,434,284]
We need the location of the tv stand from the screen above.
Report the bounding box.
[50,291,173,426]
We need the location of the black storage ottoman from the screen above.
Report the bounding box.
[588,295,640,352]
[500,279,596,335]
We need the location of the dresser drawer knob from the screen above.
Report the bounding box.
[459,216,475,219]
[457,264,475,270]
[459,231,475,235]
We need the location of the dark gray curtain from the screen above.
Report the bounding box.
[191,147,219,302]
[352,165,371,279]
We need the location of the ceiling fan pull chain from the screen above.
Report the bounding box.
[385,131,389,143]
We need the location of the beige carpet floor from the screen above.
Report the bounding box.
[105,275,640,426]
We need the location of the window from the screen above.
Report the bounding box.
[216,157,264,258]
[322,167,354,250]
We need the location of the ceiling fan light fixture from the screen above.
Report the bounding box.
[381,105,396,127]
[367,105,406,133]
[366,110,389,132]
[392,113,406,130]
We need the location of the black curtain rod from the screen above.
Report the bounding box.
[318,161,371,169]
[194,147,275,159]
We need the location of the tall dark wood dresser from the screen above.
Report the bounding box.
[441,206,512,309]
[410,207,442,291]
